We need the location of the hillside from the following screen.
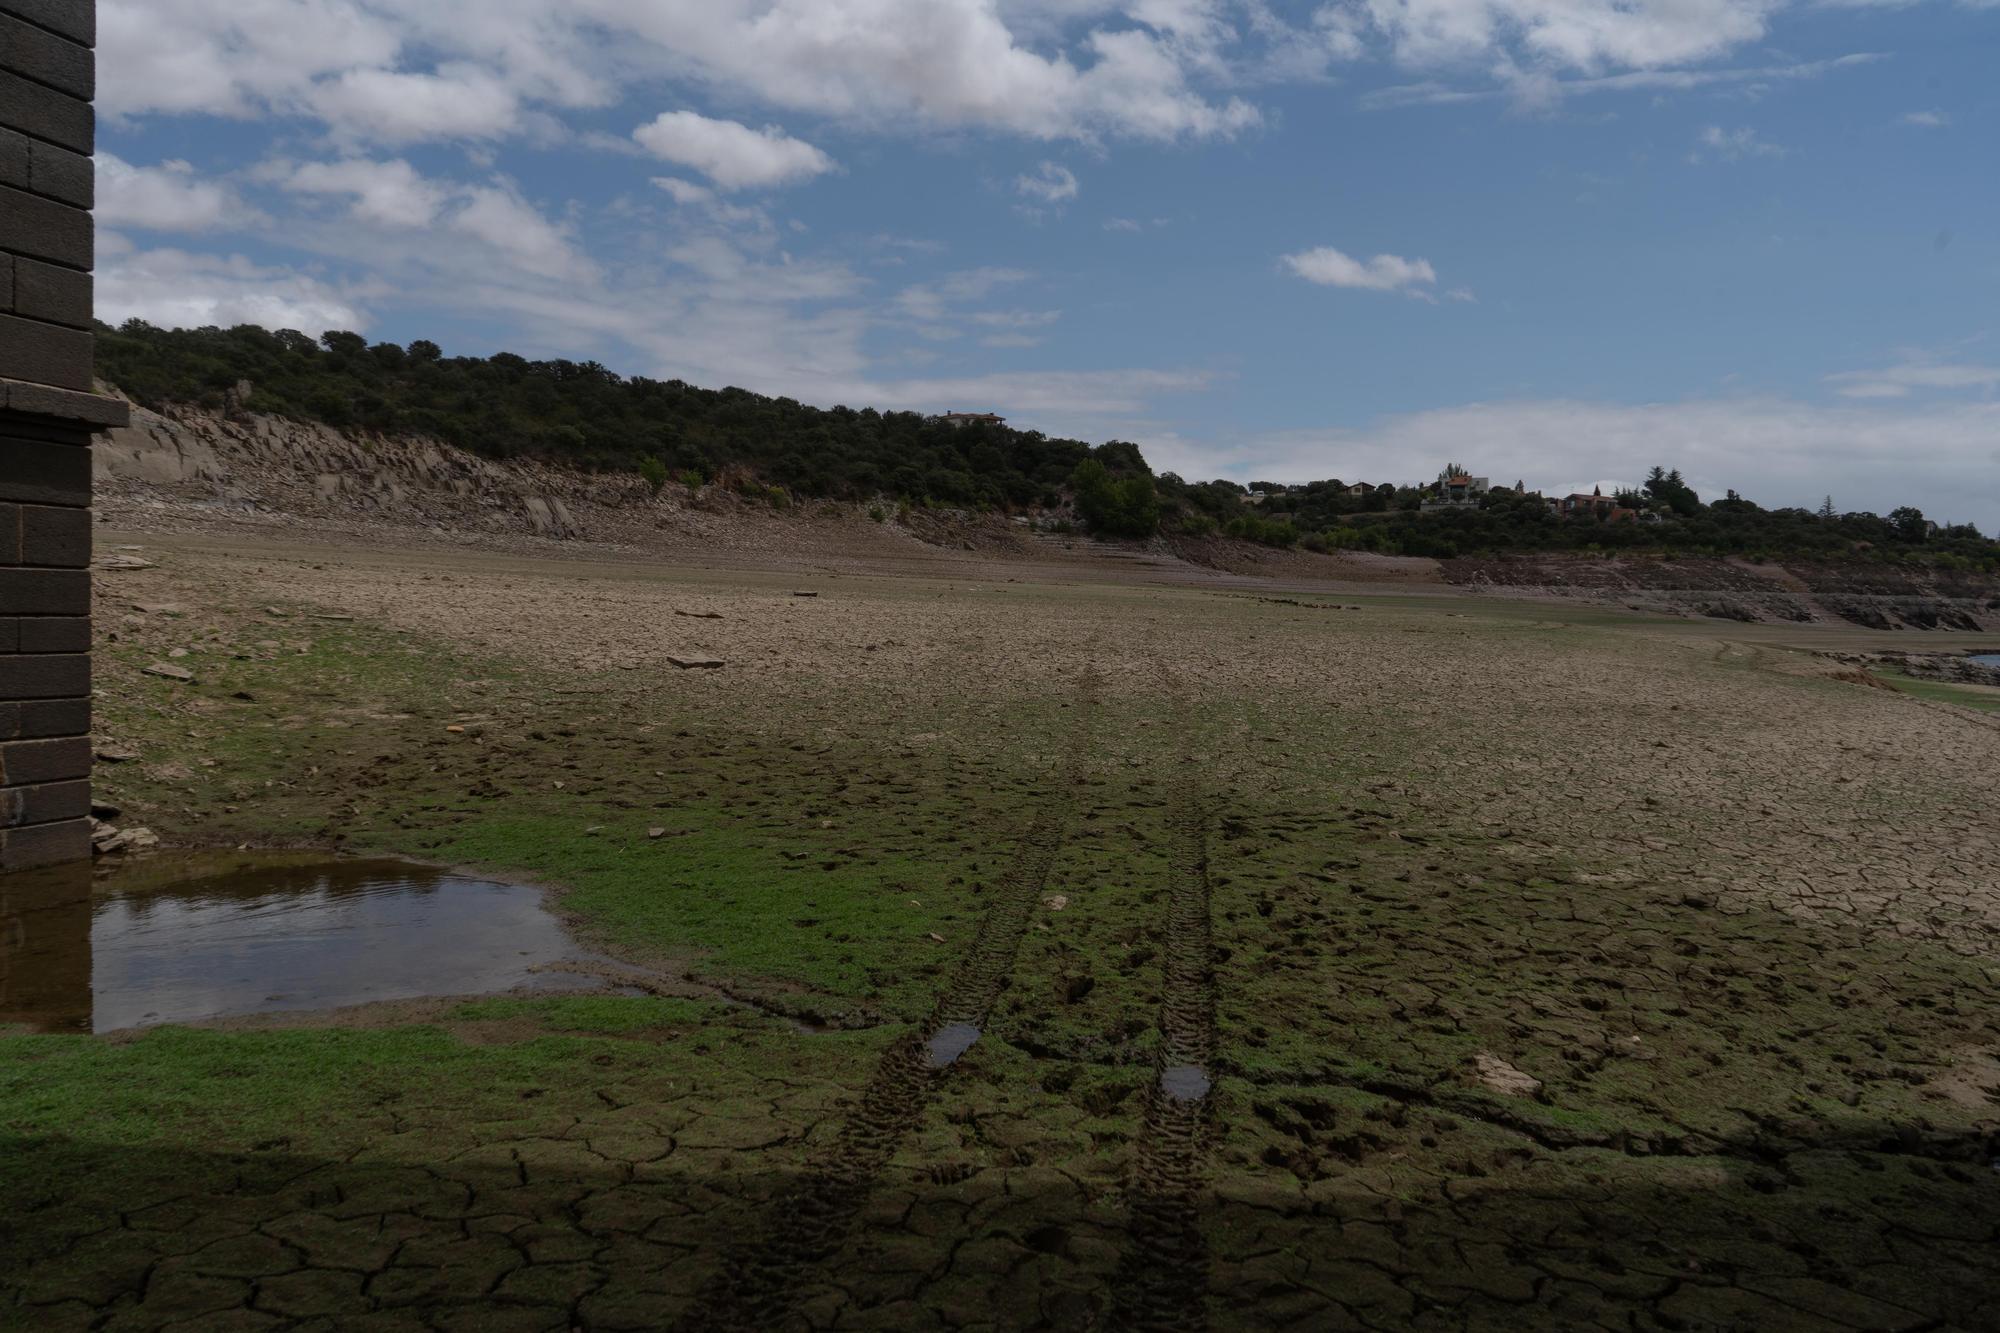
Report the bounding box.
[100,323,1999,570]
[91,391,2000,633]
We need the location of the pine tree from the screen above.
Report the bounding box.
[1818,495,1837,520]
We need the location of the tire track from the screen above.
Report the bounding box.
[1106,715,1220,1333]
[675,695,1093,1332]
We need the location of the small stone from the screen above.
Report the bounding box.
[1044,895,1068,911]
[445,725,465,733]
[167,647,190,658]
[667,656,725,670]
[927,931,947,944]
[143,663,195,682]
[647,827,666,839]
[95,747,139,763]
[96,555,157,571]
[793,591,818,597]
[585,825,604,835]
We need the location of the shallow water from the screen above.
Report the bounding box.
[924,1022,981,1068]
[1971,654,2000,668]
[0,853,608,1034]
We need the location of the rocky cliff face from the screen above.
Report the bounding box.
[95,395,591,541]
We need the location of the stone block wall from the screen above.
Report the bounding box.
[0,0,125,871]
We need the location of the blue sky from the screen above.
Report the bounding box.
[94,1,1999,526]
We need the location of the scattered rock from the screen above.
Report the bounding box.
[142,663,195,682]
[167,647,190,658]
[667,656,725,670]
[445,725,465,733]
[95,747,139,763]
[792,591,819,598]
[647,827,666,839]
[1044,895,1068,911]
[130,602,186,615]
[94,826,161,855]
[96,555,157,571]
[674,609,724,619]
[90,801,122,820]
[927,931,947,944]
[1472,1052,1542,1098]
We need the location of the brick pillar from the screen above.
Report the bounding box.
[1,0,126,871]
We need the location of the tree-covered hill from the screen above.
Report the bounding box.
[94,320,1126,510]
[95,321,1996,571]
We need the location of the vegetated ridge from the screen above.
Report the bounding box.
[94,323,2000,632]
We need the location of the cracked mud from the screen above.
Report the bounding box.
[3,533,1997,1331]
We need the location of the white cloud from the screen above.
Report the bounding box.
[97,241,368,332]
[1282,245,1439,295]
[1358,0,1787,74]
[1900,108,1950,127]
[632,112,835,190]
[94,155,247,232]
[1690,124,1785,162]
[305,65,522,144]
[279,158,449,227]
[1143,397,2000,532]
[1015,160,1080,203]
[1826,358,2000,399]
[452,185,593,281]
[1104,216,1144,232]
[652,177,715,205]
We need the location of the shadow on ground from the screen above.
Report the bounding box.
[5,1115,1995,1332]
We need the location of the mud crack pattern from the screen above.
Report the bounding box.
[1108,715,1220,1333]
[674,690,1096,1331]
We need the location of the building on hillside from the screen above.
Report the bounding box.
[1344,482,1373,497]
[933,412,1006,428]
[1561,489,1618,519]
[1421,471,1490,511]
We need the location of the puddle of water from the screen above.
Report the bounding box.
[925,1022,981,1068]
[1159,1065,1211,1102]
[0,853,610,1034]
[1970,654,2000,669]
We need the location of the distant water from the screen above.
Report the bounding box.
[1972,654,2000,668]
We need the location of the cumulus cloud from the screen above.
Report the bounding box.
[101,0,1267,146]
[304,65,522,144]
[452,185,593,281]
[1282,245,1439,295]
[633,112,835,190]
[279,158,449,227]
[1357,0,1787,73]
[94,155,248,232]
[1900,109,1950,127]
[97,240,368,331]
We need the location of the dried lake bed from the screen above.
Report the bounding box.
[3,530,1997,1330]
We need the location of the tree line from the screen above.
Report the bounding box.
[96,321,1994,569]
